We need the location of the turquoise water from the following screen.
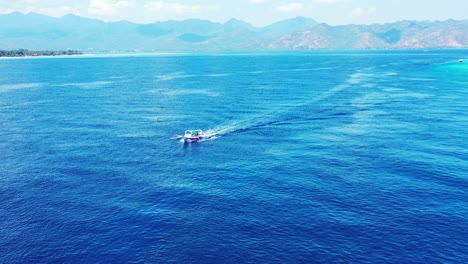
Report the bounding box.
[0,51,467,263]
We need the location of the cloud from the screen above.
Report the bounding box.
[276,2,304,13]
[38,6,78,17]
[351,7,376,18]
[144,1,201,14]
[0,9,14,14]
[250,0,266,3]
[88,0,133,17]
[314,0,351,3]
[0,0,79,16]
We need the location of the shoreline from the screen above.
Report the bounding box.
[0,49,466,60]
[0,49,83,58]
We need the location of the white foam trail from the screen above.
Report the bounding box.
[184,69,378,141]
[0,83,42,93]
[205,73,229,77]
[312,84,349,103]
[157,72,228,81]
[201,70,377,139]
[160,89,219,97]
[157,72,193,81]
[311,71,376,103]
[59,81,113,89]
[205,120,252,136]
[202,115,277,141]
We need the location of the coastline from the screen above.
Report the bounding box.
[0,49,465,61]
[0,49,83,58]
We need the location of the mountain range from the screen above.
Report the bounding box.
[1,12,467,52]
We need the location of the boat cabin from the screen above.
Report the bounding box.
[185,130,203,137]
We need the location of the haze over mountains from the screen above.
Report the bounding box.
[1,12,467,52]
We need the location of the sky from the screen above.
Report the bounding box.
[0,0,467,26]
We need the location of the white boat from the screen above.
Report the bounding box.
[172,130,212,142]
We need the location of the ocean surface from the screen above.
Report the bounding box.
[1,50,467,263]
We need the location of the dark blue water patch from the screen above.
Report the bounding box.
[1,51,468,263]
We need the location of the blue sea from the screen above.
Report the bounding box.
[1,50,467,263]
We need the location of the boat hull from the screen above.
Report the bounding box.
[183,137,201,142]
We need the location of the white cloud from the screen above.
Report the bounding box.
[0,8,15,14]
[314,0,351,3]
[351,7,376,18]
[144,1,201,14]
[250,0,266,4]
[38,6,78,17]
[276,2,304,13]
[88,0,133,17]
[0,0,78,16]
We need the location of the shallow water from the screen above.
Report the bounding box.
[1,50,467,263]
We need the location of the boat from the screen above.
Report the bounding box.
[172,130,211,142]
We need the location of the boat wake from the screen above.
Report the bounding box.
[174,69,377,143]
[204,121,252,137]
[203,70,376,139]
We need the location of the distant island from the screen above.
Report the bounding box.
[0,49,83,57]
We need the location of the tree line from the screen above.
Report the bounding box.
[0,49,83,57]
